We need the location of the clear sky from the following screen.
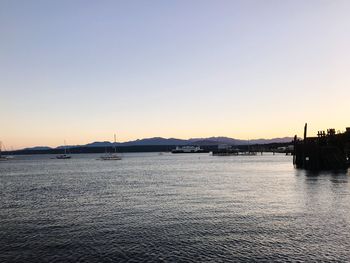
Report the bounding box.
[1,0,349,149]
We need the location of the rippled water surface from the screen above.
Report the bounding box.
[1,153,350,262]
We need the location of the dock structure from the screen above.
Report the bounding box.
[212,144,239,156]
[293,123,350,170]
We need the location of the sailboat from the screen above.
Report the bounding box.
[0,141,9,161]
[56,140,71,159]
[99,134,122,160]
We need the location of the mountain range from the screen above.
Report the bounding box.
[23,136,294,151]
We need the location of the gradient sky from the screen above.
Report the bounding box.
[1,0,350,149]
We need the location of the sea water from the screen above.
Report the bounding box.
[1,153,350,262]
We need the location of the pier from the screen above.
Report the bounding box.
[293,123,350,170]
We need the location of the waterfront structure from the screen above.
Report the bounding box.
[212,144,239,156]
[171,146,208,153]
[293,124,350,170]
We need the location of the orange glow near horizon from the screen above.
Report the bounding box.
[2,121,349,150]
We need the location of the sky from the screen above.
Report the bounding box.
[1,0,350,149]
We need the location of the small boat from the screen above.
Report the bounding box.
[99,154,122,160]
[171,146,209,153]
[56,140,71,159]
[98,134,122,161]
[56,154,71,159]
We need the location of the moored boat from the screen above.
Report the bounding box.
[56,154,71,159]
[56,140,71,159]
[98,134,122,160]
[99,153,122,160]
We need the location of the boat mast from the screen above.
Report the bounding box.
[64,140,67,155]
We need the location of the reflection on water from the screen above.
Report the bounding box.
[295,169,349,190]
[1,153,350,262]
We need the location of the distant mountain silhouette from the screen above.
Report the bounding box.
[188,137,244,145]
[249,137,295,144]
[122,137,188,146]
[23,146,53,151]
[188,136,294,145]
[83,141,116,147]
[21,136,294,151]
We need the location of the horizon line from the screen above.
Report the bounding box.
[10,135,296,150]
